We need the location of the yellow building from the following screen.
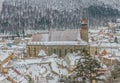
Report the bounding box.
[26,18,91,58]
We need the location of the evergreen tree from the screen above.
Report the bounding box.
[110,61,120,83]
[114,37,118,43]
[16,31,20,37]
[22,29,25,38]
[1,29,4,34]
[12,35,14,40]
[65,48,105,83]
[26,75,34,83]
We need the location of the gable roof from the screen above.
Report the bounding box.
[32,32,49,42]
[32,29,81,42]
[50,29,80,41]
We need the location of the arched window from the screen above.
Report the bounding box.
[70,49,72,53]
[59,49,62,57]
[53,49,56,54]
[28,47,31,57]
[34,48,36,56]
[65,49,67,55]
[28,47,32,57]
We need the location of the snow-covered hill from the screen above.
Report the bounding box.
[3,0,120,11]
[0,0,120,33]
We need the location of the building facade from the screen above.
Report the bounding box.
[27,44,90,58]
[26,18,92,58]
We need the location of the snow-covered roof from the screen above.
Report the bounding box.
[51,62,59,74]
[28,41,87,45]
[50,29,81,41]
[12,56,71,82]
[99,48,120,61]
[31,29,82,42]
[0,75,6,82]
[8,69,28,83]
[32,32,49,42]
[90,42,120,48]
[0,50,12,62]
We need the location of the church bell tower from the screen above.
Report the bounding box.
[80,18,88,42]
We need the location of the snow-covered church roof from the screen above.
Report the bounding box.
[28,29,88,45]
[32,29,81,41]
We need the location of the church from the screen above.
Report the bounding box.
[26,18,89,58]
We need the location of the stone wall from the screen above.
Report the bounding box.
[26,45,89,58]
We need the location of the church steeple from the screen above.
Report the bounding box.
[82,17,87,25]
[80,17,88,42]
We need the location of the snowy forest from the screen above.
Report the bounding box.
[0,0,120,35]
